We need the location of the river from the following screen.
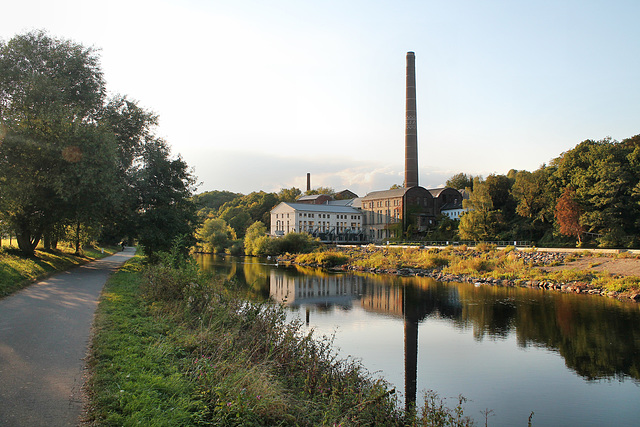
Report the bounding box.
[196,254,640,426]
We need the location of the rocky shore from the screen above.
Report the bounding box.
[278,247,640,304]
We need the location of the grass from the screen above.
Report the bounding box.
[0,244,117,298]
[86,252,475,426]
[85,255,198,426]
[306,246,640,295]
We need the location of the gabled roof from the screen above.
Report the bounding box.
[297,194,332,201]
[272,202,361,214]
[361,187,411,200]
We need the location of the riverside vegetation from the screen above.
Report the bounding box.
[282,245,640,301]
[85,248,476,426]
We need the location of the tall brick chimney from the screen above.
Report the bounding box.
[404,51,418,188]
[306,173,311,192]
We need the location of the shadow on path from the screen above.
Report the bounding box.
[0,247,136,427]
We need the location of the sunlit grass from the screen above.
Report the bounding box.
[0,245,117,298]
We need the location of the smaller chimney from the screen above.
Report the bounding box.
[306,173,311,192]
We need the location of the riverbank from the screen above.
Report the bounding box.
[278,245,640,303]
[85,253,475,426]
[0,245,118,299]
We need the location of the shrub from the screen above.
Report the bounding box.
[295,251,349,267]
[475,242,496,252]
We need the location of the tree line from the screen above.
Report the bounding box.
[195,134,640,253]
[0,31,197,259]
[452,134,640,247]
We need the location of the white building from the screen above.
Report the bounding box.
[440,202,467,220]
[270,202,363,242]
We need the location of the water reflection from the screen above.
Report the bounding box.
[197,255,640,418]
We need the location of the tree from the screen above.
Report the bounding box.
[197,217,236,253]
[305,187,335,196]
[192,190,242,218]
[446,173,474,190]
[484,174,516,220]
[0,30,107,255]
[555,187,584,244]
[551,138,638,246]
[244,221,268,256]
[458,178,501,241]
[278,187,302,203]
[135,139,198,261]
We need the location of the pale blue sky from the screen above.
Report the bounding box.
[3,0,639,196]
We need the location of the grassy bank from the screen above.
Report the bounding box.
[286,245,640,297]
[0,245,118,298]
[85,253,475,426]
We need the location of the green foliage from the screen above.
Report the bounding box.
[459,178,502,241]
[0,30,197,257]
[192,190,242,218]
[277,187,302,202]
[244,221,268,256]
[305,186,335,196]
[274,232,321,255]
[197,217,236,253]
[135,140,198,262]
[295,250,349,267]
[0,30,109,255]
[226,240,244,256]
[415,390,474,427]
[446,173,475,190]
[86,255,200,426]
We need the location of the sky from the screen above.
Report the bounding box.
[3,0,640,197]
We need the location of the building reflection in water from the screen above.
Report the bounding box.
[198,254,640,425]
[269,269,463,411]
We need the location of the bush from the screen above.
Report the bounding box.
[475,242,496,252]
[295,250,349,267]
[226,240,244,256]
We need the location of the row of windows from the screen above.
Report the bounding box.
[276,212,360,220]
[298,221,361,232]
[367,199,401,209]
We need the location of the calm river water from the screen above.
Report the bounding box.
[196,254,640,426]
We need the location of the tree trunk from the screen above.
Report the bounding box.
[16,225,41,257]
[74,221,81,255]
[43,231,52,251]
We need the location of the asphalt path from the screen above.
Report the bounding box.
[0,247,136,426]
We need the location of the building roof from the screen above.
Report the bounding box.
[297,194,332,202]
[361,187,411,200]
[429,187,461,198]
[428,188,446,197]
[273,202,361,215]
[440,201,464,211]
[327,199,355,206]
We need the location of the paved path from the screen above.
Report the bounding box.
[0,247,136,426]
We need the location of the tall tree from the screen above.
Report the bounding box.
[555,187,584,244]
[135,139,198,261]
[0,30,106,255]
[458,178,501,241]
[278,187,302,203]
[552,138,638,246]
[446,173,474,190]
